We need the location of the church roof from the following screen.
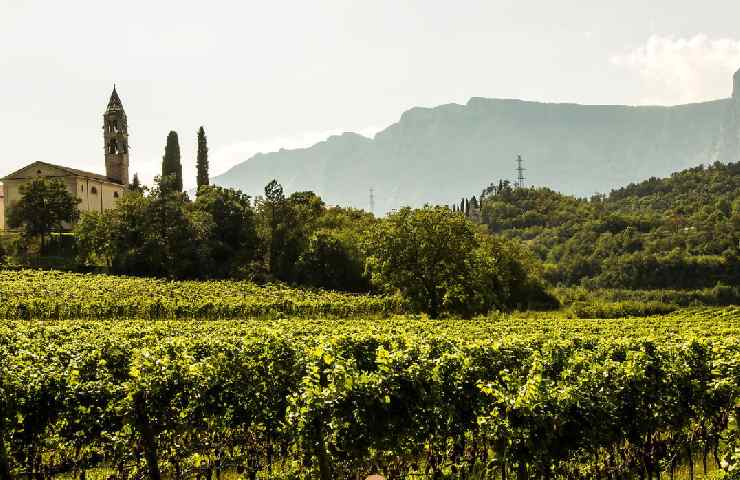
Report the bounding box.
[2,161,120,184]
[106,86,124,112]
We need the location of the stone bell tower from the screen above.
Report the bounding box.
[103,86,129,185]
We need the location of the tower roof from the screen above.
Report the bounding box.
[106,86,124,112]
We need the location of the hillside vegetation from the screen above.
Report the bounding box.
[477,161,740,289]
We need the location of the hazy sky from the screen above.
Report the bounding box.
[2,0,740,188]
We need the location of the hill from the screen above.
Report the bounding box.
[474,161,740,289]
[214,70,740,213]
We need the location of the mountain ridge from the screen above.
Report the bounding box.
[214,71,740,213]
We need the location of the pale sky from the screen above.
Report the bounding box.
[2,0,740,188]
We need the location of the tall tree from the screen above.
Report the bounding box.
[196,126,209,190]
[129,172,143,193]
[365,206,478,318]
[261,180,289,277]
[7,178,80,253]
[365,206,554,317]
[161,131,182,192]
[193,185,258,276]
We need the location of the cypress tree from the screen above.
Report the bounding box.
[161,131,182,192]
[129,172,142,193]
[196,126,209,189]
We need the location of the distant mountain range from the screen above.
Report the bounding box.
[214,69,740,213]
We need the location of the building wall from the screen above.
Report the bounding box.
[2,172,124,231]
[3,179,25,230]
[73,177,124,213]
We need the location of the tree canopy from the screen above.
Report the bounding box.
[7,178,80,252]
[473,161,740,289]
[196,126,209,189]
[365,206,554,317]
[161,131,183,192]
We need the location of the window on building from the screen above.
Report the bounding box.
[113,191,119,198]
[37,170,42,175]
[91,186,98,194]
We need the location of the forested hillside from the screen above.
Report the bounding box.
[477,161,740,289]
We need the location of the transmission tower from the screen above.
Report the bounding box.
[516,155,526,188]
[369,187,375,215]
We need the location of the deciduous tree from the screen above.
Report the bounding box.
[365,206,478,318]
[7,178,80,253]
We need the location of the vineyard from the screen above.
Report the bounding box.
[0,270,404,319]
[1,308,740,479]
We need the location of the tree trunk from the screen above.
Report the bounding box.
[517,462,527,480]
[315,435,331,480]
[133,393,161,480]
[687,443,694,480]
[0,434,12,480]
[428,289,439,319]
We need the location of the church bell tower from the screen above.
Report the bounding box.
[103,86,129,185]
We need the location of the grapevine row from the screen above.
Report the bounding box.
[1,310,739,479]
[0,270,404,319]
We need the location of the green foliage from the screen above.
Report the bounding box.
[112,178,210,277]
[0,269,404,319]
[6,178,80,253]
[477,161,740,289]
[566,300,677,318]
[0,308,738,479]
[196,126,209,189]
[555,284,740,308]
[73,178,375,289]
[294,231,369,292]
[192,185,258,277]
[365,206,554,317]
[161,131,182,192]
[365,206,479,318]
[128,172,143,193]
[75,209,116,267]
[257,182,329,282]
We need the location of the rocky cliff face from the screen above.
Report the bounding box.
[716,68,740,165]
[215,71,740,213]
